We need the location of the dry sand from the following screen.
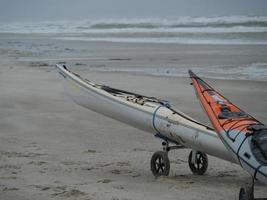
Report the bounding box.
[0,34,267,200]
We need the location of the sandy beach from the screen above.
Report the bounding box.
[0,33,267,200]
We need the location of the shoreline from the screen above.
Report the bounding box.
[2,32,267,46]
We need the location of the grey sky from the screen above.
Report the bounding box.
[0,0,267,22]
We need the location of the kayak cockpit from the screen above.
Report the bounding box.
[250,125,267,165]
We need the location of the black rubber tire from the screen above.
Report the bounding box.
[150,151,170,177]
[188,150,208,175]
[239,186,254,200]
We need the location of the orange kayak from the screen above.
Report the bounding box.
[189,70,267,184]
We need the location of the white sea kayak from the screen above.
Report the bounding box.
[56,64,235,163]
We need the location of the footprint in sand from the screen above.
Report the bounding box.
[116,161,131,167]
[33,185,87,198]
[28,161,47,166]
[131,173,141,178]
[75,63,86,66]
[110,169,132,175]
[61,161,90,166]
[83,149,98,154]
[95,162,112,168]
[0,151,47,158]
[25,142,42,151]
[97,179,112,184]
[0,164,21,170]
[111,198,132,200]
[0,164,21,176]
[29,62,51,68]
[132,148,152,152]
[81,167,95,171]
[0,176,17,180]
[2,187,19,192]
[52,188,87,197]
[217,171,238,177]
[110,170,121,174]
[112,185,125,190]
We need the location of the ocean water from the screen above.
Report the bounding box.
[1,16,267,81]
[1,16,267,44]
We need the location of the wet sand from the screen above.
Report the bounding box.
[0,34,267,200]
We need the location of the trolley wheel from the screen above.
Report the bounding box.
[150,151,170,177]
[239,186,254,200]
[188,150,208,175]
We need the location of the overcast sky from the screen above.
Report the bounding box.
[0,0,267,22]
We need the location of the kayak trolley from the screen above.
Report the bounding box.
[150,140,208,177]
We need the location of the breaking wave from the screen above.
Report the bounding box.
[1,16,267,44]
